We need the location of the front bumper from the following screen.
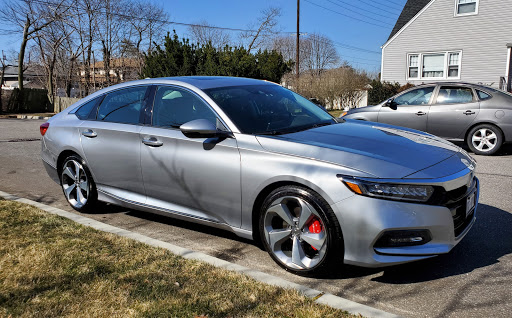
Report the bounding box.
[334,172,479,268]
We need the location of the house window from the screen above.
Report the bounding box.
[422,54,445,78]
[455,0,478,16]
[448,53,460,77]
[408,55,419,78]
[406,51,462,80]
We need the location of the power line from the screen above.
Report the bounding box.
[24,0,383,57]
[26,0,296,34]
[304,0,392,28]
[330,0,398,21]
[340,54,380,63]
[375,0,406,10]
[332,40,381,54]
[355,0,403,16]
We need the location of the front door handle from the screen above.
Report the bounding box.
[416,111,427,116]
[81,129,97,138]
[464,110,476,115]
[142,137,163,147]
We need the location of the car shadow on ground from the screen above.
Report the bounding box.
[316,203,512,282]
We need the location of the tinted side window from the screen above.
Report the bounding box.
[436,86,474,104]
[97,86,147,124]
[152,86,218,128]
[394,87,435,106]
[75,98,98,120]
[476,90,492,100]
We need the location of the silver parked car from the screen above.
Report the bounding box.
[342,82,512,155]
[41,77,479,275]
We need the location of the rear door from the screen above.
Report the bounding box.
[427,85,480,139]
[378,86,435,131]
[139,85,242,227]
[79,85,150,198]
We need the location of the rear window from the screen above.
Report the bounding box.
[97,86,148,124]
[476,90,492,101]
[75,98,99,120]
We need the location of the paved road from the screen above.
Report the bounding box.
[1,118,511,318]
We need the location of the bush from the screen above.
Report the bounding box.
[367,80,416,105]
[143,32,291,83]
[367,80,400,105]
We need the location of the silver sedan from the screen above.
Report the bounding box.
[342,82,512,155]
[41,77,479,275]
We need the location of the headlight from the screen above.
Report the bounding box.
[340,111,347,117]
[339,176,434,202]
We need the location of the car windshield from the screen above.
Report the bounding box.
[204,84,335,135]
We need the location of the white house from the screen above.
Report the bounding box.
[381,0,512,92]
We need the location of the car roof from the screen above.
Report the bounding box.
[149,76,275,90]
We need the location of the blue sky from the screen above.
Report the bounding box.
[153,0,407,71]
[0,0,407,72]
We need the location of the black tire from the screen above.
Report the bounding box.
[259,185,344,275]
[59,154,99,213]
[467,124,503,155]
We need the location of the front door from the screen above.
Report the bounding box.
[378,86,435,132]
[427,85,480,139]
[140,85,242,227]
[80,85,149,197]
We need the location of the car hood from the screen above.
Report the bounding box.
[256,120,467,179]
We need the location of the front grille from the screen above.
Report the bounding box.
[446,178,477,237]
[449,199,475,237]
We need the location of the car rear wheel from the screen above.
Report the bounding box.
[259,185,343,275]
[467,124,503,155]
[60,155,98,212]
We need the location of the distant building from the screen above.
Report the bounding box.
[381,0,512,92]
[1,65,44,89]
[79,58,140,86]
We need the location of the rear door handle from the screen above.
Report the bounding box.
[464,110,476,115]
[142,137,163,147]
[81,129,97,138]
[416,111,427,116]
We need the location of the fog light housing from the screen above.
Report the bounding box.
[374,230,432,248]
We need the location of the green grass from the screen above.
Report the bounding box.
[0,200,356,318]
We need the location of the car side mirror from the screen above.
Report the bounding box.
[385,98,398,110]
[180,119,231,139]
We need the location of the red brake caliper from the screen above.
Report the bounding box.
[307,218,323,251]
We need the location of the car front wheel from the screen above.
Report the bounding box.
[259,185,343,275]
[467,124,503,155]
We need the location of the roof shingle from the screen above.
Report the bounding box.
[388,0,431,41]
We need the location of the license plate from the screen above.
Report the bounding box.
[466,191,476,217]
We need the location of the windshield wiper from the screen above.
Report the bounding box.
[256,130,285,136]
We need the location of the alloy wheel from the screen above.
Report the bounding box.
[61,159,89,209]
[471,128,497,152]
[263,196,328,270]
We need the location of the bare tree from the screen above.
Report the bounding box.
[240,7,281,53]
[75,0,102,96]
[96,0,129,87]
[0,0,69,91]
[272,32,339,76]
[188,20,231,49]
[34,21,69,103]
[302,33,339,75]
[126,0,168,76]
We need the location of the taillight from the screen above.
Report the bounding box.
[40,122,49,136]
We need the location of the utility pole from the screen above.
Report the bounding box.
[296,0,300,80]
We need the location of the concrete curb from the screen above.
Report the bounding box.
[0,190,400,318]
[0,115,54,120]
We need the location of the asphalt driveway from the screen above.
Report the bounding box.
[1,118,511,317]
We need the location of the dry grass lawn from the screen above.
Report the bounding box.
[0,200,356,317]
